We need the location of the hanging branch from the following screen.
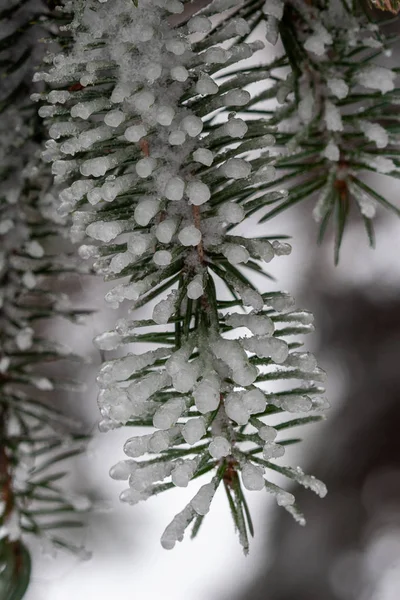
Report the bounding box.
[249,0,400,261]
[37,0,332,553]
[0,2,91,590]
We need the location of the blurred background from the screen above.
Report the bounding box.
[23,14,400,600]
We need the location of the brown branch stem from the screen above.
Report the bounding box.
[191,204,205,265]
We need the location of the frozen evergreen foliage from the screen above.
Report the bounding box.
[257,0,400,262]
[0,1,90,588]
[34,0,332,553]
[23,0,399,556]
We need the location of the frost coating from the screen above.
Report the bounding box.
[39,0,327,552]
[208,436,231,459]
[268,0,400,242]
[242,463,265,491]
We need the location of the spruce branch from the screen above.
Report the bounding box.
[37,0,330,553]
[256,0,400,261]
[0,1,90,588]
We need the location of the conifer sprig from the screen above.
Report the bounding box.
[37,0,331,552]
[0,2,90,591]
[256,0,400,261]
